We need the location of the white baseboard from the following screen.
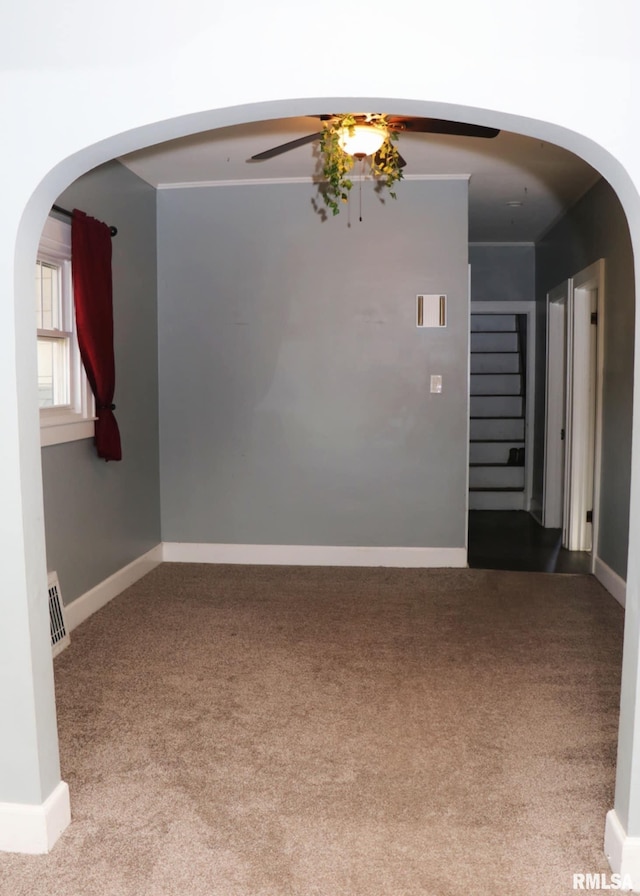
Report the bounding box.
[605,809,640,890]
[65,544,163,632]
[595,556,627,608]
[0,781,70,854]
[63,541,467,632]
[162,542,468,568]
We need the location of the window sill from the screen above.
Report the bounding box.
[40,413,96,448]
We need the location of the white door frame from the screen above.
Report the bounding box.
[543,280,570,529]
[542,262,605,569]
[565,260,605,565]
[470,301,536,511]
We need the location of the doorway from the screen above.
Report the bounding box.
[468,300,536,511]
[467,274,602,575]
[467,299,573,572]
[543,260,605,571]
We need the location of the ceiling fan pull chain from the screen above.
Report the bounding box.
[359,157,364,222]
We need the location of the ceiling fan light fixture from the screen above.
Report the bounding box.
[338,124,387,158]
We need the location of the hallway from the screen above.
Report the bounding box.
[467,510,592,573]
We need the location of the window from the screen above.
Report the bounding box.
[37,216,94,446]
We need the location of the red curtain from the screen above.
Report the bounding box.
[71,209,122,461]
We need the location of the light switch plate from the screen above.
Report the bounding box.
[430,375,443,394]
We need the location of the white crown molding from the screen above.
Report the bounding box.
[157,173,470,190]
[398,174,470,182]
[158,176,315,189]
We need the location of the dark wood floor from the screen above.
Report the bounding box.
[467,510,592,574]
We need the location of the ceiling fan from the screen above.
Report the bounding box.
[250,114,500,165]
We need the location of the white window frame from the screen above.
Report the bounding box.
[37,216,95,447]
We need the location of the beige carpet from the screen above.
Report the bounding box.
[1,565,625,895]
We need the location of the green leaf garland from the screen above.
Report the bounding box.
[319,114,403,216]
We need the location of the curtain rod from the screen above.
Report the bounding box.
[52,204,118,237]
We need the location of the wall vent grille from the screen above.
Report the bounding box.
[48,572,70,657]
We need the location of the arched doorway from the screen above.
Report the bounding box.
[3,91,633,880]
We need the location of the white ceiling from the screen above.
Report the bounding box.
[119,115,600,243]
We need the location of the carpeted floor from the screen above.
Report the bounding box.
[1,564,625,895]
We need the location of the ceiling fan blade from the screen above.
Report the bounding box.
[250,132,323,161]
[388,117,500,138]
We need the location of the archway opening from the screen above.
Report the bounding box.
[10,98,640,880]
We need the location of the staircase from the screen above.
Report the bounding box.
[469,313,526,510]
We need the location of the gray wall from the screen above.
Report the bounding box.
[470,244,535,303]
[41,161,161,604]
[158,179,469,548]
[535,177,635,578]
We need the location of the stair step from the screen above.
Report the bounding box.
[469,486,525,492]
[470,443,524,465]
[469,464,525,489]
[470,373,522,395]
[471,395,523,417]
[469,490,526,510]
[470,417,525,440]
[470,353,520,375]
[471,331,519,353]
[471,370,519,374]
[470,314,518,332]
[469,462,524,467]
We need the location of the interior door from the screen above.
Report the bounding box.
[563,260,604,557]
[564,281,598,551]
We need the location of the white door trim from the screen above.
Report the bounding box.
[566,260,605,568]
[470,301,536,511]
[543,281,570,528]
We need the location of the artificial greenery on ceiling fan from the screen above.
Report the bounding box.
[250,112,499,218]
[318,114,404,216]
